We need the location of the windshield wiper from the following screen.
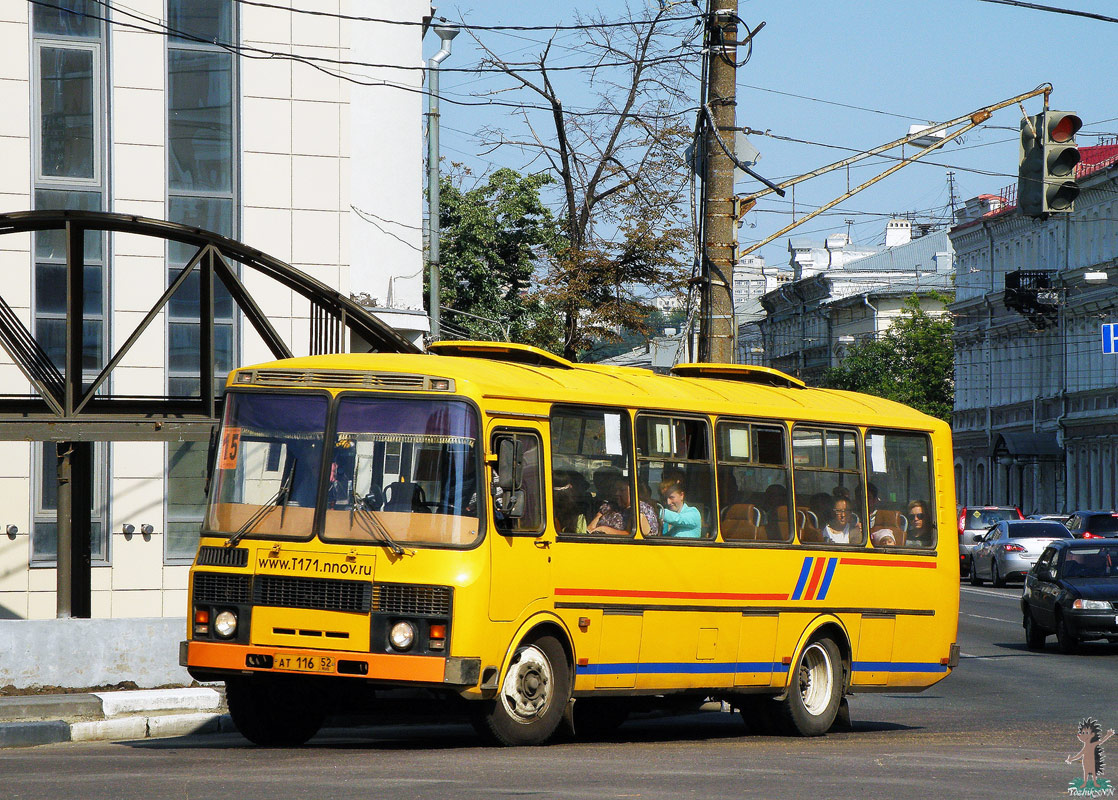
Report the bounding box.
[224,462,295,548]
[351,489,412,556]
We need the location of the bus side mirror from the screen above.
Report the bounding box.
[494,438,525,519]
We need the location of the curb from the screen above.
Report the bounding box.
[0,688,228,749]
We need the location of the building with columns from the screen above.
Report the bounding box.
[949,142,1118,514]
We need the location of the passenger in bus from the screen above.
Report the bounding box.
[718,466,743,510]
[906,499,932,545]
[824,496,857,544]
[585,475,653,536]
[553,477,588,534]
[760,483,790,539]
[863,482,897,546]
[658,480,702,539]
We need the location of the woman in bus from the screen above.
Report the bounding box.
[824,496,857,544]
[906,499,932,545]
[587,476,658,536]
[658,480,702,538]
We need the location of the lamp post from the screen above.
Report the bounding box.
[426,24,459,341]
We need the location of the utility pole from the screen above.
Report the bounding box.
[426,25,459,342]
[698,1,738,364]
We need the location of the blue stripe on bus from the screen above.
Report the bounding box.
[816,557,839,600]
[790,556,813,600]
[576,662,786,676]
[576,660,946,676]
[852,661,948,673]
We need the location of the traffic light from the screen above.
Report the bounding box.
[1018,110,1082,218]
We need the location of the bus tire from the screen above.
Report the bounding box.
[226,676,326,746]
[473,634,571,746]
[775,635,843,737]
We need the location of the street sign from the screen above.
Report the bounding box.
[1103,323,1118,354]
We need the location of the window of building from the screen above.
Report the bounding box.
[30,2,110,566]
[165,0,239,562]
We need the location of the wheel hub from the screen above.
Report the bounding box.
[500,645,553,722]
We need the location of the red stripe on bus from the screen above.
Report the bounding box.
[804,557,827,599]
[838,558,937,569]
[555,588,788,601]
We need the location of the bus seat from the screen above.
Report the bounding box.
[797,509,824,543]
[874,509,909,532]
[759,506,791,541]
[721,503,762,540]
[384,481,425,512]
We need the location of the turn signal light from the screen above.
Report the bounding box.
[194,609,211,624]
[429,624,446,640]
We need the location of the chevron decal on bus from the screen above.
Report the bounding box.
[791,556,839,601]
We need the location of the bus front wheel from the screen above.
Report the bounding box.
[473,634,571,746]
[775,635,843,737]
[225,676,327,746]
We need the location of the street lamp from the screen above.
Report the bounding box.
[426,24,459,341]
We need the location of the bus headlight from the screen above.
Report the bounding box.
[389,621,416,651]
[214,610,238,638]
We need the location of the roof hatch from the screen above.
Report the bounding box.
[670,363,805,389]
[427,341,574,369]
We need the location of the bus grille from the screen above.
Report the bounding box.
[253,575,373,613]
[195,546,249,568]
[371,584,451,616]
[240,369,430,390]
[193,572,252,604]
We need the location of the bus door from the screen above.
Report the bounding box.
[487,426,552,622]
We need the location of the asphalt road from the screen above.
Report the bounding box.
[2,584,1115,800]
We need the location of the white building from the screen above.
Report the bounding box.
[0,0,429,619]
[759,220,953,382]
[949,143,1118,514]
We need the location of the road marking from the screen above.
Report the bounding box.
[963,612,1015,624]
[960,586,1021,600]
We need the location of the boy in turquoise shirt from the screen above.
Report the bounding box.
[658,480,702,538]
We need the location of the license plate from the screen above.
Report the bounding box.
[274,655,335,674]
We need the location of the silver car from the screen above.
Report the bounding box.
[970,520,1073,587]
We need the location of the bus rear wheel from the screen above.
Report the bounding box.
[225,676,327,746]
[775,635,843,737]
[472,634,571,746]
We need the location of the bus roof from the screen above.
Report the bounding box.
[229,343,943,432]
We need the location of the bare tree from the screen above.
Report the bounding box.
[469,4,702,359]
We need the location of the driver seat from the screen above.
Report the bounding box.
[384,481,425,512]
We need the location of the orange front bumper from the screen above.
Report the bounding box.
[186,640,447,683]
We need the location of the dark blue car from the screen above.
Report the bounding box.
[1021,539,1118,653]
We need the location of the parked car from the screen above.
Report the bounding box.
[1021,539,1118,653]
[1064,511,1118,539]
[957,506,1024,575]
[970,520,1072,587]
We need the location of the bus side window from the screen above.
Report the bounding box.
[865,430,936,549]
[715,421,792,543]
[491,430,544,535]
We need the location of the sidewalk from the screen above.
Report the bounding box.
[0,687,230,749]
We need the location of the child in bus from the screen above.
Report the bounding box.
[658,480,702,538]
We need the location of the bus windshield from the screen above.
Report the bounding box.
[322,396,481,548]
[207,392,328,540]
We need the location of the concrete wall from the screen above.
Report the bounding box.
[0,618,190,689]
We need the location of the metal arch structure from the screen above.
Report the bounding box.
[0,210,420,441]
[0,210,421,618]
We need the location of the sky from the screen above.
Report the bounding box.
[425,0,1118,270]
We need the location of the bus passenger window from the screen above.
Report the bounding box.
[550,407,635,537]
[866,431,936,548]
[636,414,714,540]
[715,421,791,543]
[791,427,863,546]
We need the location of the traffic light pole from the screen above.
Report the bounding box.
[698,1,738,365]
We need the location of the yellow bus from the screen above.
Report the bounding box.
[181,342,959,746]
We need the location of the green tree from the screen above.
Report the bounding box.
[820,294,955,422]
[472,6,698,359]
[433,167,564,349]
